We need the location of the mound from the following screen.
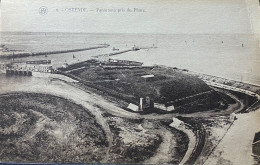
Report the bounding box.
[0,93,107,163]
[70,65,214,106]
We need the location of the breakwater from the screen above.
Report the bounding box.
[0,44,109,59]
[92,46,149,58]
[92,49,134,58]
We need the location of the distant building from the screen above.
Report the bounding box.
[141,74,154,78]
[1,61,53,76]
[0,63,7,70]
[26,60,51,65]
[141,74,155,82]
[140,97,154,111]
[36,64,53,73]
[229,113,237,121]
[107,59,143,66]
[154,103,175,111]
[62,63,69,68]
[127,97,154,112]
[127,103,139,112]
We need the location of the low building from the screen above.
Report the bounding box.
[127,103,139,112]
[0,63,7,70]
[127,97,154,112]
[139,97,154,111]
[170,117,185,129]
[26,60,51,64]
[36,64,53,73]
[62,63,69,68]
[229,113,237,121]
[141,74,155,82]
[154,103,175,111]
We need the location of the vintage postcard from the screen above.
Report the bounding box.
[0,0,260,164]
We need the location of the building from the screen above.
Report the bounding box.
[229,113,237,121]
[0,63,7,70]
[127,97,154,112]
[139,97,154,111]
[170,117,185,129]
[1,61,53,76]
[154,103,175,111]
[36,64,53,73]
[62,63,69,68]
[26,60,51,64]
[127,103,139,112]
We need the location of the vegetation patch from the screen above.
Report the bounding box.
[0,93,107,163]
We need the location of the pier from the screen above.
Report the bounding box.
[0,44,110,59]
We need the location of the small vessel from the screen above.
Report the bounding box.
[113,47,119,51]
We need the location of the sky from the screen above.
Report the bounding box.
[0,0,260,34]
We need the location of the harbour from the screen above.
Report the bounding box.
[1,0,260,163]
[0,32,259,165]
[1,32,259,85]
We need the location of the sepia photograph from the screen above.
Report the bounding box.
[0,0,260,164]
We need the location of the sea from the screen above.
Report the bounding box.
[0,32,260,85]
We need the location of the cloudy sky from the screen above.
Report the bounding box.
[1,0,260,34]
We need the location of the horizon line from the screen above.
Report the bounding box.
[1,31,259,35]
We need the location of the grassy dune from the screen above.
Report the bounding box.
[71,66,212,104]
[0,93,107,163]
[0,93,188,164]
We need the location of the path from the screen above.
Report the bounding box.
[204,109,260,165]
[176,127,196,165]
[144,128,176,164]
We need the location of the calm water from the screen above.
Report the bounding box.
[0,32,259,85]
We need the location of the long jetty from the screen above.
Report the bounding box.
[92,49,134,58]
[0,44,110,59]
[91,46,151,58]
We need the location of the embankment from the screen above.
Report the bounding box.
[190,72,260,95]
